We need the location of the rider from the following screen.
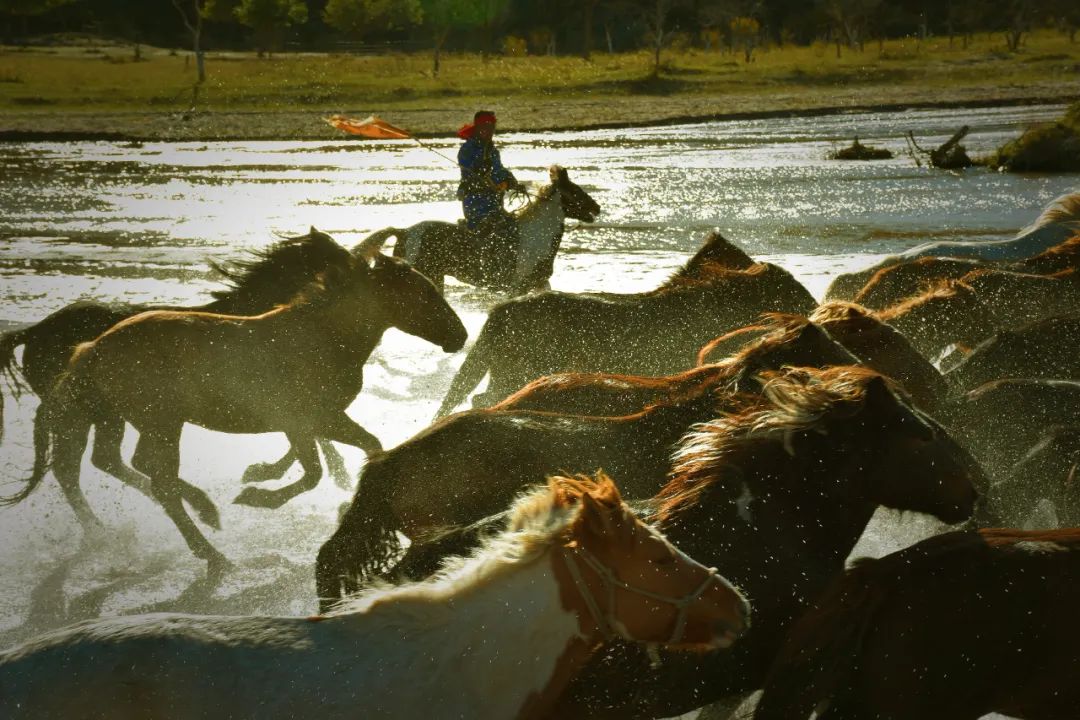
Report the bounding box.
[457,110,524,285]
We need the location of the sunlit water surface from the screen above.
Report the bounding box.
[1,104,1077,717]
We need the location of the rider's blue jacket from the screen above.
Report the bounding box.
[458,137,515,228]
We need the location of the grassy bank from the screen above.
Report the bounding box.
[1,30,1078,140]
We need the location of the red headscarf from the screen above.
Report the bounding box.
[457,111,497,140]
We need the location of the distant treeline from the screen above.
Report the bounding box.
[4,0,1079,59]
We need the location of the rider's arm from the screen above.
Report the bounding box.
[489,146,519,189]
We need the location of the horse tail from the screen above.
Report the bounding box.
[315,455,403,613]
[0,327,34,444]
[753,559,890,720]
[434,316,497,420]
[353,227,401,261]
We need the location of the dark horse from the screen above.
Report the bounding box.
[1,245,466,574]
[390,165,601,295]
[755,528,1080,720]
[435,254,817,418]
[0,228,396,505]
[549,367,982,719]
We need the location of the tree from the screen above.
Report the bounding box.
[0,0,75,37]
[816,0,880,55]
[234,0,308,56]
[171,0,209,82]
[323,0,421,39]
[729,15,759,62]
[633,0,686,77]
[419,0,485,76]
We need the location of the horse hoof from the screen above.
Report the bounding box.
[233,487,286,509]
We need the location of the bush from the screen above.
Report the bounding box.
[502,35,527,57]
[990,101,1080,171]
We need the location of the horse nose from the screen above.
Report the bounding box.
[442,323,468,353]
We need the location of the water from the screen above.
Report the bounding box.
[0,104,1075,716]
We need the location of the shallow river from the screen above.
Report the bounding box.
[1,103,1078,716]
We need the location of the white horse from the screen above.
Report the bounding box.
[827,190,1080,300]
[391,165,601,295]
[0,472,748,720]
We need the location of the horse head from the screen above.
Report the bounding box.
[555,472,749,650]
[549,165,600,223]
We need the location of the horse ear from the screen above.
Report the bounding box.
[864,375,934,441]
[549,165,568,184]
[579,490,615,537]
[310,225,318,235]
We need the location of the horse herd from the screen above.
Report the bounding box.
[1,186,1079,718]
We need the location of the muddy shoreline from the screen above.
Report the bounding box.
[2,84,1077,142]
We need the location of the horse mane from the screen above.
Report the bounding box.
[809,301,881,330]
[653,261,773,295]
[658,366,890,521]
[853,256,978,304]
[1019,191,1080,236]
[210,230,351,306]
[1029,233,1080,260]
[875,278,976,322]
[514,182,559,221]
[326,473,614,617]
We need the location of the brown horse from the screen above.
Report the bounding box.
[850,256,985,309]
[808,302,949,411]
[754,528,1080,720]
[390,165,600,294]
[1014,232,1080,273]
[544,367,984,719]
[873,279,999,360]
[490,314,859,417]
[0,228,383,511]
[315,387,739,608]
[1,248,467,575]
[435,260,816,418]
[960,266,1080,328]
[939,378,1080,478]
[0,472,749,720]
[945,313,1080,395]
[974,425,1080,528]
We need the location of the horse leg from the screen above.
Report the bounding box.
[51,413,104,535]
[318,438,352,490]
[89,416,221,530]
[319,413,382,457]
[133,429,230,577]
[233,434,322,509]
[240,446,297,484]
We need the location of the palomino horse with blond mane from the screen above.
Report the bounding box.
[754,528,1080,720]
[0,241,466,575]
[826,190,1080,301]
[0,472,749,720]
[390,165,601,295]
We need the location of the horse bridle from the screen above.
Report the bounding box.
[560,543,725,645]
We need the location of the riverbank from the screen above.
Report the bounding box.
[2,32,1079,142]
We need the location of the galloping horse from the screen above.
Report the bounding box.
[754,529,1080,720]
[826,190,1080,300]
[0,472,750,720]
[1,243,466,575]
[435,260,816,418]
[552,367,983,719]
[390,165,600,294]
[873,279,999,360]
[0,228,388,507]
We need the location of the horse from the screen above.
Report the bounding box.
[960,266,1080,328]
[873,279,1000,361]
[938,378,1080,478]
[489,314,859,417]
[0,228,390,511]
[315,386,740,608]
[825,190,1080,301]
[383,366,983,719]
[851,256,987,310]
[390,165,600,295]
[753,528,1080,720]
[808,302,949,411]
[0,245,467,575]
[435,260,817,418]
[944,313,1080,395]
[0,472,750,720]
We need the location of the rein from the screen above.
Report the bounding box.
[560,543,723,645]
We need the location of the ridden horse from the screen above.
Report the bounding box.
[490,314,859,417]
[938,378,1080,478]
[0,248,466,575]
[315,388,737,607]
[974,425,1080,528]
[435,260,816,418]
[808,302,948,411]
[551,366,982,719]
[0,228,388,509]
[754,528,1080,720]
[825,190,1080,301]
[390,165,600,295]
[944,313,1080,395]
[0,472,750,720]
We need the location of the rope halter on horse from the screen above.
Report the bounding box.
[559,542,726,646]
